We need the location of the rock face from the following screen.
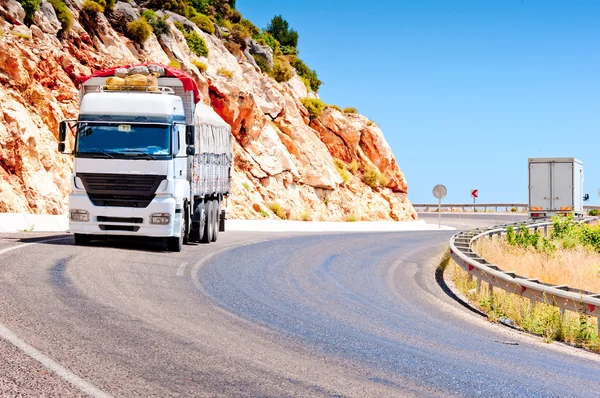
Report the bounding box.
[0,1,417,221]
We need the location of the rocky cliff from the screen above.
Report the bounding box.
[0,0,417,221]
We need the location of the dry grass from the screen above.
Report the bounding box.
[269,202,288,220]
[449,260,600,352]
[474,239,600,293]
[217,67,234,78]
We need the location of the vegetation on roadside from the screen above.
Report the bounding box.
[451,260,600,352]
[362,166,389,189]
[269,202,288,220]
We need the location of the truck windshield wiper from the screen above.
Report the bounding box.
[131,153,157,160]
[81,151,115,159]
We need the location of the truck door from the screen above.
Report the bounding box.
[552,161,574,211]
[529,162,551,210]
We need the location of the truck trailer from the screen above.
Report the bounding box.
[58,64,233,251]
[528,157,584,219]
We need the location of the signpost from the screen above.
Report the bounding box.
[471,189,479,204]
[432,184,447,229]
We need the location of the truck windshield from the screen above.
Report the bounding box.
[75,123,172,159]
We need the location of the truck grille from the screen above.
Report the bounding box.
[78,173,165,208]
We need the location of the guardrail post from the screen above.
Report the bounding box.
[476,278,481,293]
[488,283,494,301]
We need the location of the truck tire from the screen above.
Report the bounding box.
[211,199,220,242]
[74,233,90,245]
[201,200,214,244]
[190,200,205,242]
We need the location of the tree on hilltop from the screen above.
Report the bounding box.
[266,15,298,48]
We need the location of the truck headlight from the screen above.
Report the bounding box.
[150,213,170,225]
[70,209,90,222]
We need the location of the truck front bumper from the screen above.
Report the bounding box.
[68,193,182,238]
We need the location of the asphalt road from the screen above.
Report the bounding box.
[0,215,598,397]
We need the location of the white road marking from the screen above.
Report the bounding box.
[0,235,113,398]
[0,236,72,256]
[176,261,189,277]
[0,324,113,398]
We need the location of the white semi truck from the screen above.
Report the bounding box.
[58,64,233,251]
[528,157,584,219]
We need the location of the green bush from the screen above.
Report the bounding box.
[126,18,152,43]
[292,57,322,92]
[281,45,298,56]
[588,209,599,216]
[362,166,388,189]
[82,0,104,13]
[255,31,279,52]
[142,11,170,36]
[343,107,358,114]
[190,0,210,14]
[229,23,250,49]
[145,0,187,15]
[333,158,350,184]
[186,31,209,57]
[104,0,115,11]
[269,202,288,220]
[151,16,170,36]
[174,21,186,33]
[217,67,234,78]
[229,9,242,23]
[300,98,326,119]
[271,56,293,82]
[192,60,207,72]
[240,19,259,37]
[265,15,298,48]
[327,104,341,112]
[252,53,271,73]
[18,0,41,24]
[47,0,73,37]
[141,9,156,20]
[191,13,214,34]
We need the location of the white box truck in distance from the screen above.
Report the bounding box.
[528,158,583,219]
[57,64,233,251]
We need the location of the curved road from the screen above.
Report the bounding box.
[0,215,598,397]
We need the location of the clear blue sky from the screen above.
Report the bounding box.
[237,0,600,204]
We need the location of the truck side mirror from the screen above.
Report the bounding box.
[59,121,67,142]
[58,142,66,153]
[185,125,195,146]
[186,145,195,156]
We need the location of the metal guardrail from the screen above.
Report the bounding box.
[449,218,600,330]
[414,203,600,212]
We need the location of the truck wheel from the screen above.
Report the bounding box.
[74,233,90,245]
[201,200,214,244]
[190,200,204,242]
[211,199,220,242]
